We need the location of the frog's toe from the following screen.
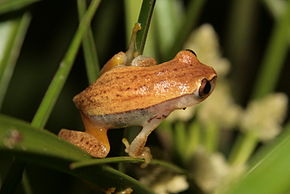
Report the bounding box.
[122,139,152,165]
[58,129,109,158]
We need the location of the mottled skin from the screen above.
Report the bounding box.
[59,50,217,162]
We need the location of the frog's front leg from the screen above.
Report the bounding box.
[123,116,164,163]
[58,113,110,158]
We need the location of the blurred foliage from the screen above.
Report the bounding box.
[0,0,289,194]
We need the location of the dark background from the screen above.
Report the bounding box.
[1,0,289,193]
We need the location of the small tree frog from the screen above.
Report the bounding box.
[59,26,217,162]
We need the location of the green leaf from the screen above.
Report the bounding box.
[31,0,101,128]
[0,114,154,193]
[0,0,39,15]
[0,13,31,109]
[136,0,156,54]
[71,157,187,174]
[168,0,206,59]
[223,123,290,194]
[77,0,100,83]
[251,0,290,99]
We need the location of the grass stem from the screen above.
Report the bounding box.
[168,0,206,59]
[135,0,156,55]
[228,132,257,166]
[31,0,100,128]
[0,13,31,109]
[251,0,290,99]
[77,0,100,83]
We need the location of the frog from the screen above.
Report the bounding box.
[58,24,217,162]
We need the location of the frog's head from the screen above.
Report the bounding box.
[175,49,217,103]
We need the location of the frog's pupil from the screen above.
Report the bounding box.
[203,80,211,94]
[199,79,211,97]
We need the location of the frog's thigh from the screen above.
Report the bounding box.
[58,129,108,158]
[58,114,110,158]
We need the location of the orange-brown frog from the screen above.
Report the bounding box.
[59,26,217,162]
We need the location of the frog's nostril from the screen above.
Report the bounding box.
[198,79,212,97]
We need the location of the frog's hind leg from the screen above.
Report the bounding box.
[58,113,110,158]
[123,116,164,163]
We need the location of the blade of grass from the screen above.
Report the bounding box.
[263,0,287,19]
[228,0,290,168]
[251,0,290,99]
[135,0,156,55]
[0,0,39,15]
[0,114,154,194]
[228,131,258,166]
[223,123,290,194]
[124,0,142,42]
[263,0,290,44]
[153,0,184,59]
[184,121,200,161]
[168,0,206,59]
[174,121,187,163]
[32,0,101,128]
[70,157,187,174]
[1,1,101,193]
[0,13,31,109]
[77,0,100,83]
[202,122,219,153]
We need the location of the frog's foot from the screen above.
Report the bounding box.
[99,52,127,75]
[122,138,152,165]
[58,129,109,158]
[131,55,157,67]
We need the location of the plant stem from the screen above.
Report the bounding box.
[77,0,100,83]
[174,121,187,162]
[203,122,218,153]
[135,0,156,55]
[22,171,33,194]
[124,0,142,42]
[32,0,100,128]
[251,0,290,99]
[0,13,31,109]
[184,121,200,161]
[0,1,100,193]
[153,0,183,59]
[0,0,39,14]
[229,0,290,168]
[228,132,257,166]
[168,0,206,59]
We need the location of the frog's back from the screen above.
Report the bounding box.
[73,51,216,116]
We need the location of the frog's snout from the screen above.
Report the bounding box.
[197,76,217,99]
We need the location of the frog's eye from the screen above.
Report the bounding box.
[184,49,197,57]
[198,78,212,98]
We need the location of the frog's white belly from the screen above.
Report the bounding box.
[87,93,200,128]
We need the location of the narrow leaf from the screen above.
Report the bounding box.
[0,114,154,193]
[31,0,101,128]
[0,13,31,109]
[224,123,290,194]
[0,0,39,15]
[77,0,100,83]
[136,0,156,54]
